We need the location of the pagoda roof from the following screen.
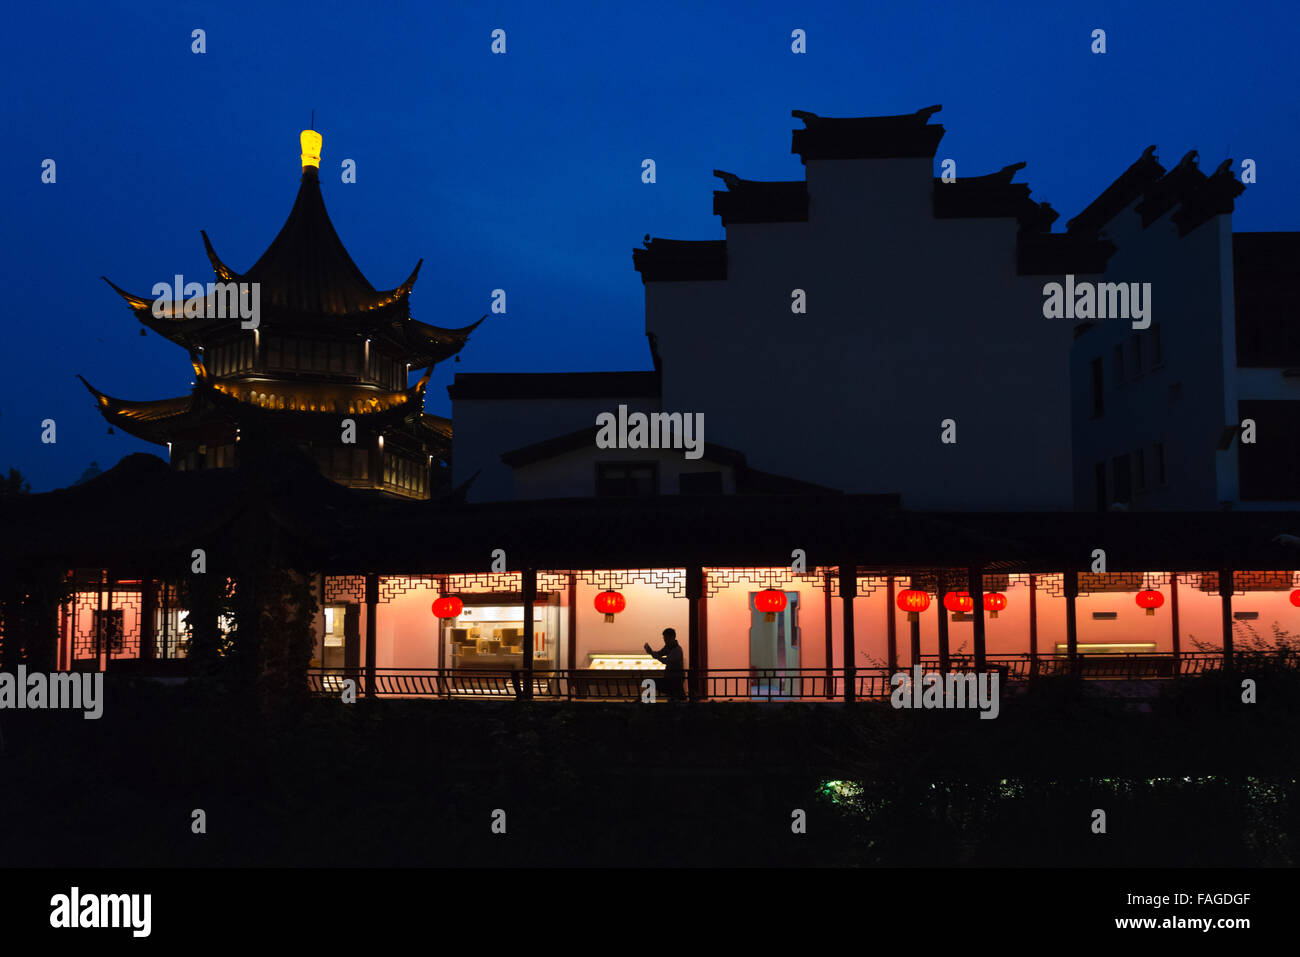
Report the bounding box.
[79,359,441,445]
[210,166,420,317]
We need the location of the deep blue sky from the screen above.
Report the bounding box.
[2,0,1296,490]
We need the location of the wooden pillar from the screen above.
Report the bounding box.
[1170,573,1181,659]
[95,569,107,671]
[686,566,703,700]
[1064,570,1079,673]
[521,567,536,700]
[140,577,157,661]
[699,569,709,678]
[364,573,378,699]
[967,567,986,671]
[566,573,577,674]
[823,569,834,696]
[936,571,950,672]
[908,574,921,666]
[435,575,447,670]
[839,565,857,703]
[885,576,898,674]
[1028,574,1038,669]
[160,581,171,660]
[1218,569,1234,671]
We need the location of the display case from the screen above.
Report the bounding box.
[587,652,665,670]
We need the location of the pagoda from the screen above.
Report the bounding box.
[81,130,481,500]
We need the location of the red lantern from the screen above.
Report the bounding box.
[431,596,463,620]
[594,590,626,623]
[1135,589,1164,616]
[943,591,973,614]
[755,589,788,622]
[983,593,1007,619]
[1290,589,1300,608]
[896,589,930,622]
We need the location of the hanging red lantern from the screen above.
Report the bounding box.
[896,589,930,622]
[594,590,626,623]
[943,591,973,614]
[1290,589,1300,608]
[755,589,788,622]
[431,596,464,619]
[983,593,1007,619]
[1135,589,1164,616]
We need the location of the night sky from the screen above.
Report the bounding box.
[2,0,1296,490]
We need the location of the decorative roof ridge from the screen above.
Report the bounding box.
[1066,145,1164,234]
[1171,158,1246,237]
[791,105,945,162]
[1135,150,1206,228]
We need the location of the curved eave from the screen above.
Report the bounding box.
[206,368,432,420]
[201,230,244,282]
[384,314,484,365]
[78,375,196,444]
[419,412,453,444]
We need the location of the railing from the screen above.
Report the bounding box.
[916,652,1229,680]
[307,652,1291,701]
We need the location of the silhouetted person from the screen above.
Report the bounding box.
[644,628,686,700]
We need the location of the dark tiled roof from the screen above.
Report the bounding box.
[791,106,945,162]
[712,171,809,225]
[234,167,415,316]
[1135,151,1206,228]
[932,162,1058,231]
[1067,146,1165,233]
[449,371,660,401]
[6,454,1300,573]
[1172,160,1246,237]
[633,238,727,283]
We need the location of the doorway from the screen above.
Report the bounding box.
[749,591,800,698]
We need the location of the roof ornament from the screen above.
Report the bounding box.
[301,129,322,169]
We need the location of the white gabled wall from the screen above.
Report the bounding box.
[646,157,1075,509]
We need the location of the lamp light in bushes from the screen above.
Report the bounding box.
[1136,589,1164,616]
[755,588,788,622]
[594,590,626,623]
[896,589,930,622]
[431,596,463,620]
[983,592,1007,619]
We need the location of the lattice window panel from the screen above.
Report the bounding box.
[324,576,365,604]
[378,576,438,603]
[1195,570,1297,596]
[537,571,572,592]
[443,572,523,594]
[826,572,890,599]
[1037,573,1066,597]
[575,568,687,598]
[72,588,141,658]
[703,566,831,599]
